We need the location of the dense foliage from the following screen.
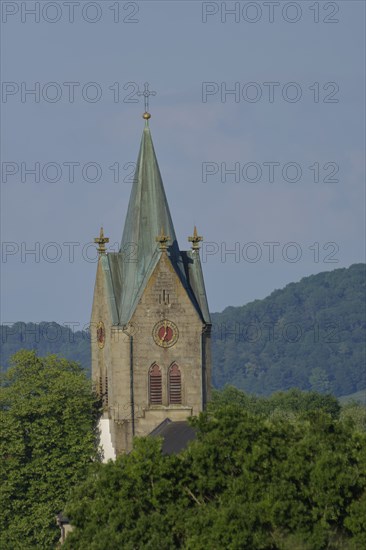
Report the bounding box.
[1,265,365,398]
[210,385,342,420]
[0,351,101,549]
[65,386,366,549]
[212,263,366,396]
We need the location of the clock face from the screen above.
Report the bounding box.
[153,320,179,348]
[97,321,105,349]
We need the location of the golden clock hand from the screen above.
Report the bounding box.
[162,321,168,341]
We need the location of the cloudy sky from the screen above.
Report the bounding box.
[1,0,365,328]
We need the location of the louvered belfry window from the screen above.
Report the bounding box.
[149,364,162,405]
[169,364,182,405]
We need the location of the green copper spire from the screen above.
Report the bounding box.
[100,119,210,326]
[118,125,182,322]
[120,124,179,258]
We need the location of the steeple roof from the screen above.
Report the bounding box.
[100,122,211,326]
[120,124,180,276]
[118,124,184,322]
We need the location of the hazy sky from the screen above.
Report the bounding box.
[1,0,365,328]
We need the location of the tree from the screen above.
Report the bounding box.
[0,350,101,549]
[340,401,366,433]
[64,391,366,549]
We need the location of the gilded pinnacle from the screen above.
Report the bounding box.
[188,226,203,251]
[156,227,170,250]
[94,226,109,254]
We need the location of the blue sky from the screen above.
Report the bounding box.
[1,0,365,327]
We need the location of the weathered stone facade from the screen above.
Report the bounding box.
[92,251,211,454]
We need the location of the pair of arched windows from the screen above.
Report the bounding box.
[149,363,182,405]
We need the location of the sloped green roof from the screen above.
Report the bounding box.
[101,123,211,326]
[100,253,121,325]
[182,250,211,324]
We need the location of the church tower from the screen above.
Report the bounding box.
[91,108,211,456]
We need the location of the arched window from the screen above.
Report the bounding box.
[149,364,162,405]
[169,363,182,404]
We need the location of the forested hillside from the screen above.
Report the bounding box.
[1,264,365,397]
[0,322,89,374]
[212,263,366,396]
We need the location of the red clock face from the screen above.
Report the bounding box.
[158,324,174,343]
[97,321,105,349]
[153,320,179,348]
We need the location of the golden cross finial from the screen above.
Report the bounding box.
[94,227,109,255]
[137,82,157,120]
[188,226,203,251]
[156,227,170,251]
